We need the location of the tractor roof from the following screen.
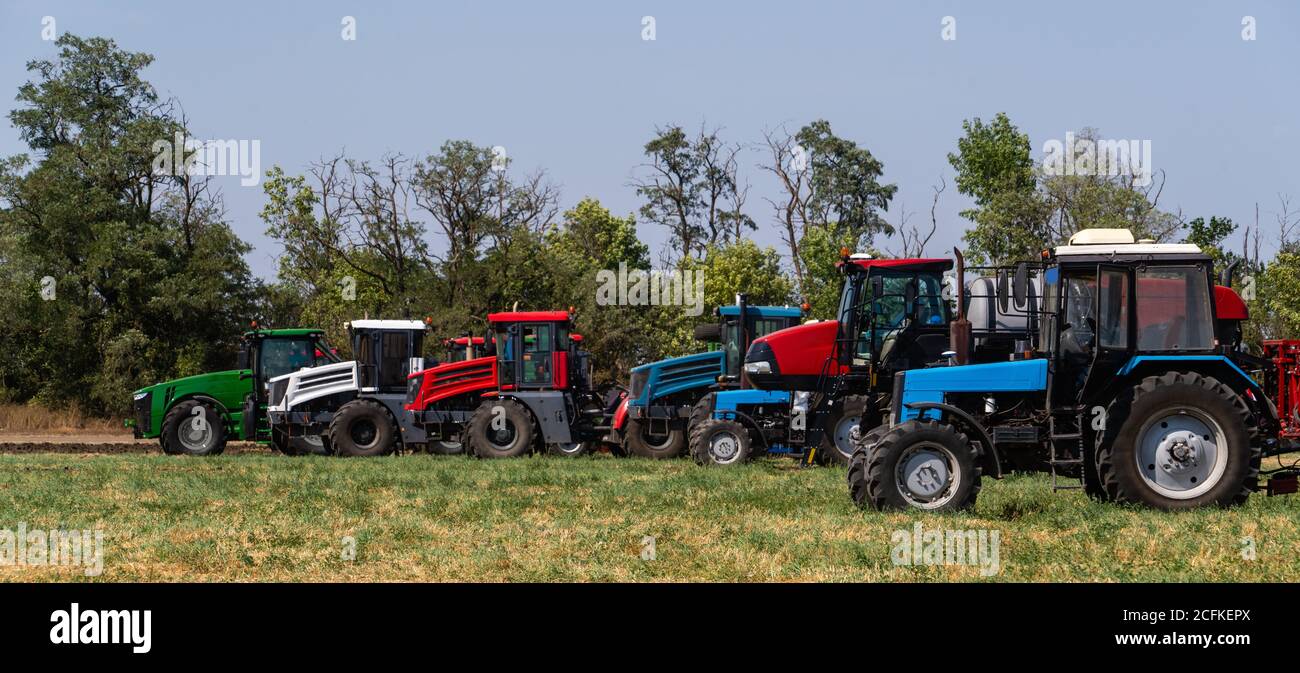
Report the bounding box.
[718,305,803,318]
[1055,228,1205,258]
[243,328,326,338]
[488,311,570,324]
[841,257,952,273]
[347,319,428,331]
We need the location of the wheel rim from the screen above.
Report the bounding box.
[896,442,961,509]
[302,435,323,448]
[833,415,862,458]
[554,442,584,455]
[709,430,742,464]
[350,419,378,448]
[488,420,517,449]
[179,415,213,452]
[640,425,676,450]
[1135,409,1228,500]
[435,440,462,451]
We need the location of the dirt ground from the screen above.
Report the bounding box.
[0,433,268,454]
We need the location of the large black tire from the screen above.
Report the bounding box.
[467,399,536,459]
[426,439,465,456]
[624,418,685,459]
[818,395,868,466]
[850,420,981,511]
[328,399,399,457]
[846,423,889,503]
[689,418,753,466]
[272,428,332,456]
[160,400,228,456]
[1096,371,1259,510]
[546,441,592,457]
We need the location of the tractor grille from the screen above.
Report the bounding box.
[133,392,152,432]
[629,370,649,400]
[405,373,424,405]
[270,379,289,407]
[297,365,356,393]
[656,358,722,387]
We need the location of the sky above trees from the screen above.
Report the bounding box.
[2,1,1297,279]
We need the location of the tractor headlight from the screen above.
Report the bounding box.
[629,370,649,400]
[405,374,424,405]
[133,392,149,401]
[744,361,772,375]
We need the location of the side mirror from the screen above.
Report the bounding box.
[996,270,1010,314]
[1013,262,1029,310]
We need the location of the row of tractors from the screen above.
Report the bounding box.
[127,228,1300,512]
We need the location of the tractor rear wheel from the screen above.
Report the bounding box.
[1096,371,1259,509]
[160,400,228,456]
[272,429,332,456]
[689,418,753,466]
[329,399,399,457]
[819,395,868,466]
[467,399,535,459]
[852,420,980,511]
[624,418,685,459]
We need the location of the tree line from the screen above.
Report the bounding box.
[2,35,1296,416]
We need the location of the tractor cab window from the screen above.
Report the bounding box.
[1059,271,1097,357]
[520,323,552,385]
[1136,266,1213,351]
[494,326,515,386]
[751,317,788,338]
[1098,269,1129,349]
[260,338,337,380]
[378,331,412,389]
[853,271,947,362]
[722,320,742,377]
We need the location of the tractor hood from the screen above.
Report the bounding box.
[743,320,841,390]
[133,369,248,398]
[627,350,726,405]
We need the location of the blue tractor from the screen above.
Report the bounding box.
[848,229,1281,511]
[614,296,804,458]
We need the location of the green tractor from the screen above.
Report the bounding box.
[127,327,340,455]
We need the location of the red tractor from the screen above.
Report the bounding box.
[404,311,623,458]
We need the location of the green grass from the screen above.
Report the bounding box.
[1,452,1297,582]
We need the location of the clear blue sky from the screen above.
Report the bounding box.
[3,1,1297,279]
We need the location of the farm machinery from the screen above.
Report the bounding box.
[847,228,1297,511]
[404,311,623,458]
[688,255,1033,466]
[127,327,340,456]
[612,296,805,459]
[265,319,432,456]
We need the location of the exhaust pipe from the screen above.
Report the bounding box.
[950,247,971,365]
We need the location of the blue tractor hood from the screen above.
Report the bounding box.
[628,350,726,405]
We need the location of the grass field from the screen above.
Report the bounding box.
[2,450,1298,582]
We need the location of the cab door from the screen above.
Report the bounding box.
[1080,264,1133,402]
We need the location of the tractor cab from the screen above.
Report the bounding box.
[345,320,430,393]
[487,311,585,391]
[238,327,339,390]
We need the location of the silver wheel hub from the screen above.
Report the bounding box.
[180,419,212,451]
[1137,412,1226,499]
[710,432,740,463]
[833,416,862,457]
[896,442,960,508]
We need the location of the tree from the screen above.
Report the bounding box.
[0,34,258,413]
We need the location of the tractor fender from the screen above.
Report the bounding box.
[494,391,574,444]
[903,401,1003,479]
[169,394,234,426]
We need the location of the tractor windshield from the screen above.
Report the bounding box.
[845,270,947,362]
[260,337,339,380]
[1136,266,1213,351]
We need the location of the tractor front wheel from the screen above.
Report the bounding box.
[546,441,592,457]
[329,399,399,457]
[273,429,332,456]
[160,400,228,456]
[467,399,536,459]
[624,418,685,459]
[851,420,980,511]
[426,439,465,456]
[689,418,753,466]
[1096,371,1259,509]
